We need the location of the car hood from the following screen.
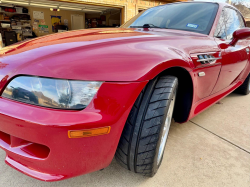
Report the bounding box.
[0,28,206,56]
[0,28,215,87]
[0,28,152,56]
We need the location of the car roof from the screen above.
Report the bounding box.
[162,1,235,9]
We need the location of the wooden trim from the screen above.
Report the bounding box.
[49,0,124,8]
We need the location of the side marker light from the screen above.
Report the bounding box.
[68,126,111,138]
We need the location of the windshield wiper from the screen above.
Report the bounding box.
[130,24,161,28]
[142,24,160,28]
[215,36,222,39]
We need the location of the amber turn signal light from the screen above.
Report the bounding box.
[68,126,111,138]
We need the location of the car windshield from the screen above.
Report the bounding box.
[121,3,219,35]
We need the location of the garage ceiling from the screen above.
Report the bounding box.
[0,0,120,13]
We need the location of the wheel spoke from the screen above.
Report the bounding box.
[157,92,176,165]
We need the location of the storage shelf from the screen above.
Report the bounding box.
[0,20,30,22]
[0,11,29,15]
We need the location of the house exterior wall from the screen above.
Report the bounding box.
[246,18,250,27]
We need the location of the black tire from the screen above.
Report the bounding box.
[115,75,178,177]
[235,74,250,95]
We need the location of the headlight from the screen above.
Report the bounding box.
[2,76,102,110]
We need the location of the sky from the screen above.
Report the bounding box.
[194,0,250,8]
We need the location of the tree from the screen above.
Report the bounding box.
[232,2,250,18]
[231,0,250,8]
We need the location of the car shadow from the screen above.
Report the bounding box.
[226,92,245,98]
[30,157,149,187]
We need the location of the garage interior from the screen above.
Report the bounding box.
[0,0,121,47]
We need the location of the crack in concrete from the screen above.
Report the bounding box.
[189,120,250,155]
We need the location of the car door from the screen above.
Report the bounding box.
[212,7,250,94]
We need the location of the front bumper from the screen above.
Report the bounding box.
[0,81,147,181]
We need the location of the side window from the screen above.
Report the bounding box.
[223,8,245,40]
[214,11,227,39]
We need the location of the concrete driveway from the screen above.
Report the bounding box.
[0,93,249,187]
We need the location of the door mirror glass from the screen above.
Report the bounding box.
[230,28,250,46]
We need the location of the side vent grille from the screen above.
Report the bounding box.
[197,54,216,64]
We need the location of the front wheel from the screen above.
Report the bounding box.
[115,75,178,177]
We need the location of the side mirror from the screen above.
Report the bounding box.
[230,28,250,46]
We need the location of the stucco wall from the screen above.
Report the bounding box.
[246,21,250,27]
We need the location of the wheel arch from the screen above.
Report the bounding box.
[124,64,194,124]
[157,67,194,123]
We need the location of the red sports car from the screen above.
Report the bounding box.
[0,2,249,181]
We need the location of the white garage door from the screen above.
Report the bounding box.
[71,14,85,30]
